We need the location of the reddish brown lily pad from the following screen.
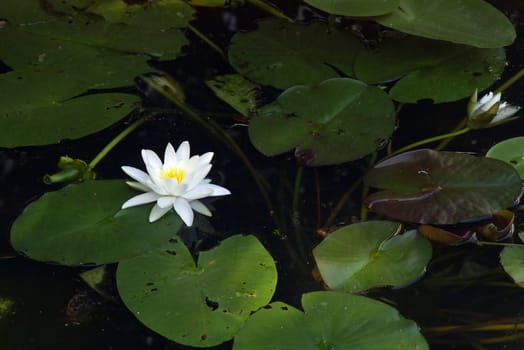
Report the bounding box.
[364,149,521,224]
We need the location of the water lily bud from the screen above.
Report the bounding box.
[467,89,520,129]
[43,156,95,184]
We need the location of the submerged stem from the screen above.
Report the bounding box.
[291,166,308,261]
[321,177,363,231]
[187,23,226,59]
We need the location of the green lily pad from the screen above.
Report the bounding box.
[10,180,183,266]
[487,137,524,179]
[86,0,194,31]
[364,149,522,224]
[233,291,429,350]
[313,221,432,292]
[354,36,505,103]
[117,234,277,347]
[304,0,399,16]
[500,232,524,288]
[0,0,188,147]
[205,74,260,117]
[373,0,516,48]
[228,19,362,89]
[249,78,395,166]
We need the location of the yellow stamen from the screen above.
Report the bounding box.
[161,167,186,183]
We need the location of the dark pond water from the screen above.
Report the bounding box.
[3,1,524,349]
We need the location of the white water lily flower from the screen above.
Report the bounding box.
[121,141,230,226]
[467,89,520,129]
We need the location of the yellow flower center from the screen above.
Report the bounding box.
[161,167,186,183]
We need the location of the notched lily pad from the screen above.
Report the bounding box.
[0,1,187,147]
[205,74,260,118]
[10,180,183,266]
[86,0,194,30]
[249,78,395,166]
[228,19,362,89]
[117,235,277,347]
[364,149,522,224]
[373,0,516,48]
[487,137,524,178]
[500,232,524,288]
[304,0,400,16]
[313,221,432,292]
[233,291,429,350]
[354,36,505,103]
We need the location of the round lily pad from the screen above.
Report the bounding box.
[10,180,182,266]
[354,36,505,103]
[228,19,362,89]
[233,291,429,350]
[487,137,524,179]
[500,231,524,288]
[304,0,399,16]
[117,235,277,347]
[0,2,187,147]
[249,78,395,166]
[364,149,522,224]
[374,0,516,48]
[313,221,432,292]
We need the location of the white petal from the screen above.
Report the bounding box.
[184,164,212,189]
[491,104,520,124]
[163,178,188,196]
[190,200,212,216]
[164,143,177,166]
[125,181,150,192]
[149,204,172,222]
[122,192,160,209]
[145,179,169,196]
[173,197,194,226]
[122,166,151,187]
[157,196,176,208]
[176,141,190,162]
[478,91,495,104]
[206,184,231,196]
[199,152,213,166]
[185,155,201,173]
[480,92,501,113]
[182,185,214,200]
[141,149,163,181]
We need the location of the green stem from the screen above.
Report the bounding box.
[496,67,524,93]
[187,23,226,59]
[246,0,294,22]
[389,127,471,157]
[88,115,149,169]
[435,117,468,151]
